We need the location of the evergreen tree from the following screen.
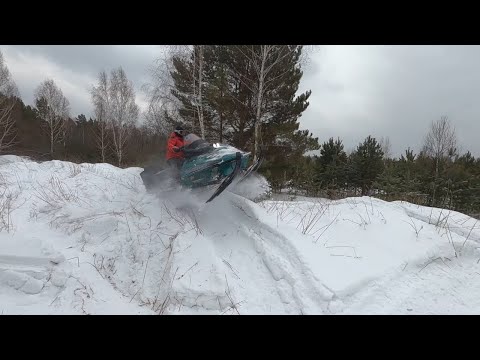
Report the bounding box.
[315,137,347,192]
[351,135,384,195]
[374,159,402,200]
[169,45,318,189]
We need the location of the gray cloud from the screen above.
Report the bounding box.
[0,45,160,118]
[299,45,480,157]
[3,45,161,83]
[2,45,480,157]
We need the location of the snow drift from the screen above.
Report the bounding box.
[1,156,480,315]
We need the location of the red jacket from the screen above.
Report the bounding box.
[166,132,184,160]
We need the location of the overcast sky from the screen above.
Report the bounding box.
[1,45,480,157]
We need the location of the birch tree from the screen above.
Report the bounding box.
[92,68,139,166]
[144,46,191,131]
[108,67,139,167]
[145,45,207,138]
[34,79,70,157]
[423,115,457,205]
[0,51,18,97]
[232,45,303,161]
[0,51,19,153]
[0,99,16,153]
[95,102,109,163]
[379,136,392,160]
[144,102,169,136]
[196,45,205,139]
[167,44,317,186]
[91,71,110,163]
[423,116,457,162]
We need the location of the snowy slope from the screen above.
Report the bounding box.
[1,156,479,315]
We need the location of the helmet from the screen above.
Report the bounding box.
[174,125,185,136]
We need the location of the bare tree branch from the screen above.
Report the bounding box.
[143,46,193,132]
[0,51,19,98]
[379,136,392,160]
[0,51,19,153]
[233,45,301,161]
[423,116,457,160]
[92,68,139,167]
[0,99,17,153]
[422,116,457,205]
[34,79,70,157]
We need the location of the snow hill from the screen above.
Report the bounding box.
[1,155,479,314]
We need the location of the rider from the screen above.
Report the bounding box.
[166,125,186,178]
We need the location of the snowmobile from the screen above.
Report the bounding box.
[140,133,263,203]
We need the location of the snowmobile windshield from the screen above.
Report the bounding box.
[183,133,202,146]
[182,133,213,158]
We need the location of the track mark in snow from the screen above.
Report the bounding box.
[234,197,334,314]
[0,270,45,294]
[338,257,480,314]
[0,254,64,267]
[400,205,480,244]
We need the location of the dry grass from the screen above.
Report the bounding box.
[0,188,22,233]
[33,175,79,209]
[296,202,329,235]
[403,213,424,238]
[67,163,81,178]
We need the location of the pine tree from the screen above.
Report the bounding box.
[316,137,347,192]
[351,135,384,196]
[374,159,402,200]
[169,45,318,189]
[203,46,234,143]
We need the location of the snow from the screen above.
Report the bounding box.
[1,156,480,314]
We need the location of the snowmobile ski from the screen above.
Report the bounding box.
[236,153,263,184]
[206,152,242,203]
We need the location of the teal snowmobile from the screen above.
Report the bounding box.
[141,134,262,203]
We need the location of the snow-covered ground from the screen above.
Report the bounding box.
[1,155,479,314]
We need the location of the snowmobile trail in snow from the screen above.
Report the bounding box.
[172,193,334,314]
[337,256,480,314]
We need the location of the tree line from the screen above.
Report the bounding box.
[0,51,165,167]
[1,47,480,217]
[288,117,480,217]
[1,46,318,175]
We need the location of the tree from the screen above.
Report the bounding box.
[153,45,316,188]
[379,136,392,160]
[96,103,110,163]
[316,137,347,191]
[0,51,19,153]
[0,95,17,153]
[397,148,420,194]
[351,135,384,195]
[144,102,169,136]
[108,67,139,167]
[196,45,206,139]
[91,71,111,163]
[319,137,347,168]
[424,116,457,158]
[203,45,233,143]
[374,163,402,201]
[0,51,18,97]
[166,46,237,143]
[423,116,457,173]
[400,147,416,163]
[232,45,306,161]
[34,79,70,157]
[91,68,139,166]
[422,116,457,206]
[457,151,475,169]
[143,47,182,133]
[145,45,209,137]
